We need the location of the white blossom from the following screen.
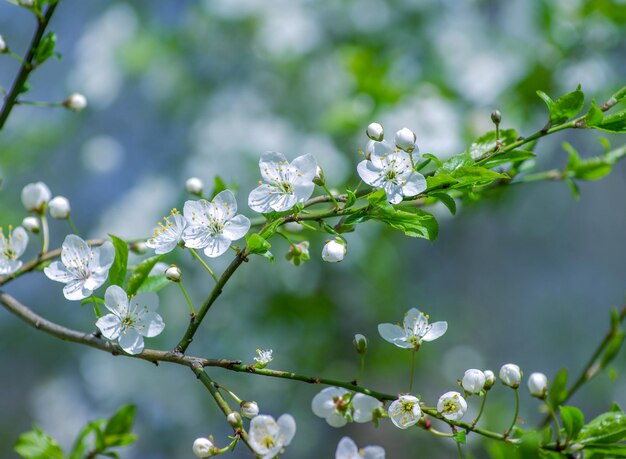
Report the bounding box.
[394,127,418,153]
[0,226,28,275]
[165,265,182,282]
[183,190,250,258]
[48,196,71,219]
[192,437,214,458]
[0,35,6,53]
[185,177,204,195]
[484,370,496,389]
[378,307,447,350]
[312,387,351,427]
[241,400,260,419]
[528,372,548,398]
[366,122,384,142]
[336,437,385,459]
[146,209,186,255]
[461,369,486,394]
[254,348,273,368]
[21,182,51,213]
[388,394,421,429]
[357,141,426,204]
[248,151,317,213]
[96,285,165,355]
[44,235,114,301]
[248,414,296,459]
[64,93,88,112]
[352,393,383,423]
[322,238,346,262]
[500,363,522,388]
[437,391,467,421]
[22,216,40,233]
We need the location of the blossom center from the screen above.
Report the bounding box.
[261,435,275,449]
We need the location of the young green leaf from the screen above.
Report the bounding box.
[126,255,163,295]
[559,405,584,440]
[548,368,568,408]
[429,192,456,215]
[468,129,519,160]
[14,426,64,459]
[537,86,585,125]
[584,100,604,127]
[136,275,169,293]
[34,32,57,65]
[211,175,228,198]
[108,235,129,287]
[246,233,271,254]
[594,108,626,133]
[369,201,439,240]
[69,420,105,459]
[453,430,466,444]
[579,411,626,444]
[481,150,535,169]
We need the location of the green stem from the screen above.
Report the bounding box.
[321,183,339,207]
[91,295,101,318]
[504,388,520,438]
[178,281,195,316]
[456,438,464,458]
[188,248,218,283]
[15,100,62,108]
[67,216,79,235]
[409,348,417,392]
[471,393,487,428]
[357,354,365,383]
[545,400,562,446]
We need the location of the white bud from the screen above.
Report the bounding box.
[192,437,214,458]
[240,400,259,419]
[395,127,417,153]
[185,177,204,195]
[499,363,522,388]
[18,0,35,6]
[313,165,325,186]
[48,196,71,219]
[64,93,88,112]
[321,238,346,263]
[22,216,40,233]
[284,222,303,233]
[483,370,496,390]
[0,35,7,53]
[21,182,51,213]
[165,265,182,282]
[353,334,368,354]
[461,369,486,394]
[527,372,548,398]
[226,411,242,428]
[366,122,384,141]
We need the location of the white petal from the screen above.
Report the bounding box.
[9,227,28,257]
[383,181,403,204]
[293,180,315,203]
[277,414,296,446]
[61,234,91,267]
[401,172,427,198]
[422,321,448,342]
[248,184,277,214]
[182,225,213,249]
[291,153,317,181]
[352,393,382,423]
[326,412,348,428]
[213,189,238,218]
[403,308,422,330]
[377,323,408,347]
[222,214,250,241]
[202,234,232,258]
[269,191,298,212]
[336,437,359,459]
[0,259,22,275]
[357,160,384,187]
[312,388,342,418]
[259,151,288,183]
[119,329,144,354]
[96,314,122,340]
[104,285,129,314]
[132,291,159,312]
[63,279,89,301]
[362,446,386,459]
[44,261,76,283]
[183,200,210,226]
[92,241,115,271]
[139,312,165,338]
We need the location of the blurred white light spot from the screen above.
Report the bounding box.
[81,135,124,173]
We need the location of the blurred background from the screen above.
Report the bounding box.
[1,0,626,457]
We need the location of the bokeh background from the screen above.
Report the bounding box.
[1,0,626,457]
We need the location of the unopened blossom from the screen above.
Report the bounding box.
[336,436,385,459]
[500,364,522,388]
[254,348,273,368]
[22,216,40,233]
[21,182,51,213]
[96,285,165,355]
[64,93,88,112]
[378,307,447,350]
[0,226,28,275]
[322,238,346,262]
[185,177,204,195]
[366,122,384,142]
[248,151,317,213]
[461,369,486,394]
[48,196,71,219]
[312,387,351,427]
[353,334,367,354]
[248,414,296,459]
[437,391,468,421]
[394,127,417,153]
[183,190,250,258]
[388,394,421,429]
[484,370,496,390]
[44,235,114,300]
[241,400,260,419]
[18,0,35,6]
[357,142,426,204]
[528,372,548,398]
[227,412,243,428]
[165,265,182,282]
[192,437,214,458]
[0,35,6,53]
[352,393,383,423]
[146,209,186,255]
[285,241,310,266]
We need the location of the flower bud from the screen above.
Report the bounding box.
[63,93,88,112]
[491,110,502,125]
[48,196,71,219]
[130,241,147,254]
[285,241,310,266]
[192,437,214,458]
[527,372,548,399]
[366,122,384,142]
[353,334,367,355]
[226,411,243,428]
[0,35,7,53]
[394,127,417,153]
[21,182,51,213]
[185,177,204,196]
[284,222,303,233]
[22,216,40,233]
[165,265,182,282]
[240,400,259,419]
[321,238,346,263]
[313,166,325,186]
[483,370,496,390]
[461,369,486,395]
[499,363,522,388]
[18,0,35,6]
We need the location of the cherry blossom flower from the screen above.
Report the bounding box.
[0,226,28,275]
[183,190,250,258]
[44,235,114,301]
[461,369,486,394]
[146,209,187,255]
[96,285,165,355]
[312,387,351,427]
[378,307,447,350]
[437,391,467,421]
[248,151,317,213]
[336,437,385,459]
[21,182,51,213]
[352,393,383,423]
[388,394,421,429]
[248,414,296,459]
[254,349,273,368]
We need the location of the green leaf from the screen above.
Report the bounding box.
[429,192,456,215]
[439,152,474,174]
[481,150,536,169]
[583,444,626,457]
[126,255,163,295]
[559,405,584,440]
[426,173,458,190]
[468,129,519,160]
[537,86,584,125]
[600,330,625,367]
[104,405,136,449]
[564,142,626,181]
[579,411,626,444]
[453,430,466,444]
[366,188,387,206]
[246,233,271,255]
[136,275,169,293]
[611,402,624,413]
[34,32,57,65]
[549,368,568,408]
[69,420,105,459]
[421,153,443,168]
[451,166,508,188]
[14,426,64,459]
[594,109,626,133]
[564,177,580,201]
[369,201,438,240]
[584,100,604,127]
[80,296,104,306]
[211,175,227,198]
[345,189,357,208]
[108,235,129,287]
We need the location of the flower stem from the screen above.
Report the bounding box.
[503,388,520,438]
[471,393,487,428]
[39,213,49,256]
[545,400,562,446]
[321,183,339,208]
[67,216,80,235]
[456,439,464,458]
[178,281,195,316]
[409,348,417,392]
[357,354,365,383]
[188,248,218,283]
[91,295,102,319]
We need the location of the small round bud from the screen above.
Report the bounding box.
[353,334,368,355]
[394,127,417,153]
[21,182,51,213]
[22,216,40,233]
[18,0,35,6]
[48,196,71,219]
[226,411,242,428]
[483,370,496,390]
[0,35,7,53]
[313,166,325,186]
[284,222,303,233]
[63,93,88,112]
[285,241,310,266]
[366,122,384,142]
[240,400,259,419]
[165,265,182,282]
[130,241,147,254]
[185,177,204,196]
[192,437,214,458]
[461,369,486,395]
[527,372,548,399]
[321,238,346,263]
[491,110,502,125]
[499,363,522,389]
